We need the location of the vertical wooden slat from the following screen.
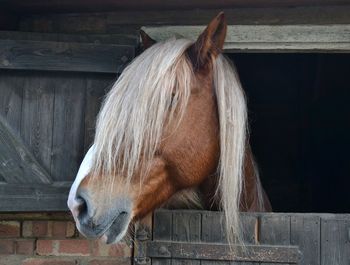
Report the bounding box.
[229,214,259,265]
[260,214,291,265]
[153,210,173,265]
[84,75,114,153]
[21,73,55,172]
[291,215,320,265]
[321,217,350,265]
[51,75,86,181]
[202,211,226,243]
[202,211,229,265]
[173,211,201,265]
[0,72,23,134]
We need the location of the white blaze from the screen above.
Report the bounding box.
[67,145,95,218]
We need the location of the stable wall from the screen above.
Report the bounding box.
[0,213,131,265]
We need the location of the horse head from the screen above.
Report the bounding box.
[68,12,268,245]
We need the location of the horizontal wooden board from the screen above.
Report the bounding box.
[143,24,350,52]
[0,39,134,73]
[147,241,301,263]
[0,31,138,45]
[0,183,70,211]
[18,6,350,35]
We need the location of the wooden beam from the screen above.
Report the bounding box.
[0,31,138,46]
[0,115,52,184]
[147,241,301,263]
[0,39,134,73]
[19,6,350,33]
[143,24,350,52]
[0,183,70,211]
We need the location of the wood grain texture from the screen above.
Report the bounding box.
[0,39,134,73]
[51,75,86,181]
[0,30,138,45]
[321,217,350,265]
[147,241,301,263]
[0,115,52,184]
[173,211,201,265]
[143,25,350,52]
[84,75,114,153]
[21,74,55,173]
[291,215,320,265]
[153,210,173,265]
[0,72,23,134]
[260,214,291,265]
[18,6,350,35]
[0,183,70,211]
[201,211,228,265]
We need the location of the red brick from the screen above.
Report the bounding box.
[52,222,66,237]
[92,240,131,257]
[23,221,49,237]
[36,240,54,255]
[0,221,20,237]
[32,221,49,237]
[65,222,76,237]
[59,239,90,256]
[16,239,35,255]
[0,239,15,254]
[22,258,77,265]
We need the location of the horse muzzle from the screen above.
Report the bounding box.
[69,188,132,244]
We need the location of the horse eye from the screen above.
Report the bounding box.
[169,93,176,107]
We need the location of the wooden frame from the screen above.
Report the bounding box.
[143,24,350,53]
[0,38,134,73]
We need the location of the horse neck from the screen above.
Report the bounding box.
[199,143,272,212]
[240,144,272,212]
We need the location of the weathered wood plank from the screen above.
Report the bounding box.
[173,211,201,265]
[201,212,229,265]
[0,72,23,134]
[321,217,350,265]
[260,214,291,265]
[0,39,134,73]
[0,183,69,211]
[0,31,138,46]
[18,6,350,35]
[153,210,173,265]
[0,115,52,184]
[143,25,350,52]
[21,74,55,173]
[51,76,86,181]
[291,215,320,265]
[84,76,114,153]
[147,241,301,263]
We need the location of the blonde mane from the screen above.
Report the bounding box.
[92,39,193,187]
[92,38,247,244]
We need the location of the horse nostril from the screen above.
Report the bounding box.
[75,189,92,225]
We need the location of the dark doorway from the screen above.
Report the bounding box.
[229,53,350,213]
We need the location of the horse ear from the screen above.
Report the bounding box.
[140,30,156,50]
[187,12,227,70]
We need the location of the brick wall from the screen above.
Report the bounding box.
[0,213,132,265]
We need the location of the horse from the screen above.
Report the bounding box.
[68,12,271,245]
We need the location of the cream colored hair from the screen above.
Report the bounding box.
[91,38,248,244]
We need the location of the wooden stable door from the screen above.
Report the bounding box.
[134,210,350,265]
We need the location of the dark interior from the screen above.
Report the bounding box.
[228,53,350,213]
